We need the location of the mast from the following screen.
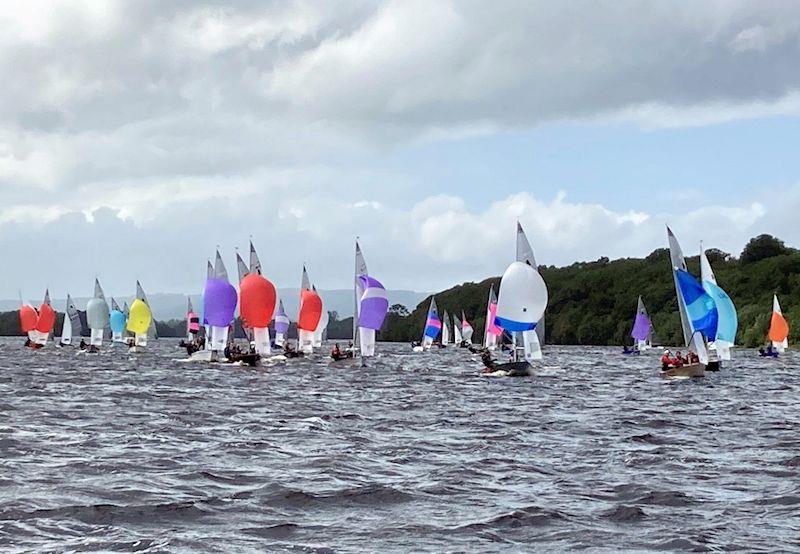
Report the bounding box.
[353,240,368,349]
[667,226,692,346]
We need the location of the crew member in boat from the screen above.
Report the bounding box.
[660,349,681,370]
[79,339,87,350]
[480,349,496,372]
[331,343,342,358]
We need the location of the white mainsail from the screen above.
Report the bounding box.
[461,310,474,344]
[517,222,545,346]
[453,314,463,344]
[60,294,80,345]
[353,240,368,352]
[441,310,451,345]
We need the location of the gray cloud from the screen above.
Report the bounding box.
[1,1,799,298]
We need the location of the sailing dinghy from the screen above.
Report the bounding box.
[297,266,322,354]
[441,310,451,347]
[484,223,548,376]
[630,296,654,352]
[58,294,81,346]
[204,251,238,361]
[110,298,126,344]
[273,299,290,348]
[239,241,277,356]
[86,279,110,349]
[461,311,474,346]
[33,290,56,346]
[415,297,441,351]
[126,281,154,351]
[768,294,789,353]
[453,313,463,345]
[341,240,389,364]
[663,227,718,378]
[482,285,501,351]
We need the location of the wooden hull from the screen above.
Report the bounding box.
[661,363,705,378]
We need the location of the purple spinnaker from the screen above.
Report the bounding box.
[203,278,237,327]
[357,275,388,330]
[631,313,651,341]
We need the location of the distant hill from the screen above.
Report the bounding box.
[0,289,428,322]
[379,234,800,348]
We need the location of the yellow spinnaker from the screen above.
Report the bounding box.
[127,298,152,335]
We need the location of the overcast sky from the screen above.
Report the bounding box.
[3,0,800,300]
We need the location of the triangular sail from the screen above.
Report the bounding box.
[353,240,368,348]
[516,222,544,345]
[236,251,249,284]
[631,295,651,347]
[453,314,463,344]
[700,244,737,359]
[249,240,262,275]
[483,285,501,350]
[461,310,474,343]
[136,280,158,339]
[667,227,692,346]
[297,268,321,353]
[422,297,441,350]
[274,299,290,347]
[496,259,548,362]
[769,294,789,352]
[214,250,229,282]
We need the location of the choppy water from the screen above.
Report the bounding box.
[0,338,798,552]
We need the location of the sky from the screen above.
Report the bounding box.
[2,0,800,300]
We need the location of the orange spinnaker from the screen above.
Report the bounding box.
[297,289,322,331]
[35,303,56,334]
[19,305,38,333]
[239,273,277,328]
[768,312,789,342]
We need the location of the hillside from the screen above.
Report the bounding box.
[380,234,800,347]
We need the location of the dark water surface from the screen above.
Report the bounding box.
[1,339,798,552]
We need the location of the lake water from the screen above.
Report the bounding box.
[1,339,798,552]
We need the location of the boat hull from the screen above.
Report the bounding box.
[483,361,532,377]
[661,363,705,378]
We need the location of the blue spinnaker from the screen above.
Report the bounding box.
[702,279,737,344]
[675,269,718,340]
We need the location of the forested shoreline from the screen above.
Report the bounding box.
[1,235,796,348]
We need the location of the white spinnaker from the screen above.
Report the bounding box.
[87,279,110,346]
[496,261,548,363]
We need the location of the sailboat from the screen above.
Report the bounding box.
[274,300,290,347]
[630,296,654,351]
[33,290,55,346]
[664,227,718,377]
[127,281,154,350]
[86,279,110,348]
[769,294,789,353]
[297,266,322,354]
[186,298,200,340]
[441,309,451,347]
[348,240,389,362]
[204,251,238,360]
[453,313,463,345]
[461,311,474,346]
[489,223,548,376]
[483,285,501,351]
[58,294,81,346]
[699,244,737,360]
[109,298,127,343]
[417,297,441,351]
[239,241,277,355]
[19,299,39,346]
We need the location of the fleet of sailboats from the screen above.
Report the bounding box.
[12,228,791,374]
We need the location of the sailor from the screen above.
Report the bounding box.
[480,349,495,372]
[79,339,87,350]
[660,349,674,370]
[332,343,342,358]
